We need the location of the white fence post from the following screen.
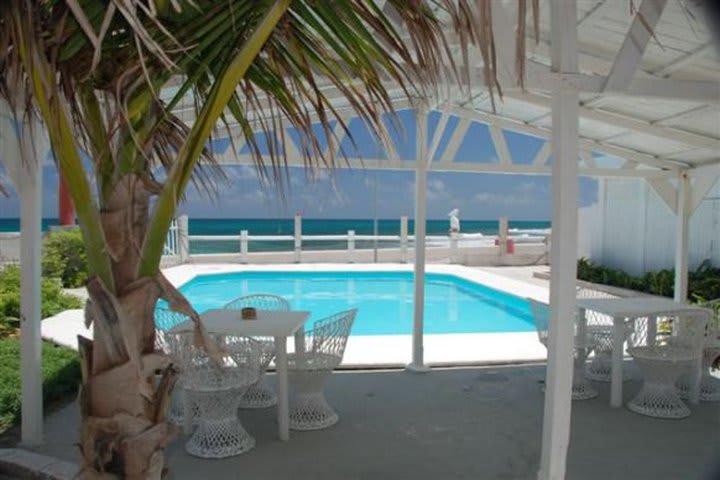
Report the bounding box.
[348,230,355,263]
[450,231,459,264]
[294,213,302,263]
[400,215,408,263]
[240,230,249,263]
[178,215,189,263]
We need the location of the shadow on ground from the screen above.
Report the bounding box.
[23,363,720,480]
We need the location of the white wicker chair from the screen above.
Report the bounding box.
[627,309,709,418]
[677,300,720,402]
[154,307,197,426]
[287,309,357,431]
[528,299,598,400]
[170,332,263,458]
[223,294,290,408]
[576,287,633,383]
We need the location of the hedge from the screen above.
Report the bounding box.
[0,339,80,430]
[42,229,88,288]
[577,258,720,302]
[0,265,82,338]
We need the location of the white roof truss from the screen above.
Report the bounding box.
[603,0,669,92]
[191,1,720,181]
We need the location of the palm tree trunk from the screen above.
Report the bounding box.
[77,176,177,479]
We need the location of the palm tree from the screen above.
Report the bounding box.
[0,1,525,477]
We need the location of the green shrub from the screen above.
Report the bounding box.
[577,257,720,302]
[0,265,82,338]
[0,339,80,430]
[642,269,675,298]
[42,229,88,288]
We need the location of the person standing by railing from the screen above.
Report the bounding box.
[448,208,460,234]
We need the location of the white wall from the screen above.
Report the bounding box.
[579,176,720,275]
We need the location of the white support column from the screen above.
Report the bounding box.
[674,174,691,302]
[177,215,190,263]
[18,123,44,446]
[538,1,579,479]
[596,178,607,261]
[407,104,429,373]
[400,216,409,263]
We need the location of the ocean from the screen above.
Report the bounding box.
[0,218,551,254]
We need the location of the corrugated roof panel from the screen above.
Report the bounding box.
[490,99,548,123]
[595,97,697,122]
[666,148,719,163]
[611,132,691,156]
[664,109,720,138]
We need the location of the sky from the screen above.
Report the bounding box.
[0,163,598,221]
[0,108,599,220]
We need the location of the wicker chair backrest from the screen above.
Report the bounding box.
[308,309,357,361]
[223,294,290,312]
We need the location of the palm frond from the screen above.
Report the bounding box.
[0,0,537,278]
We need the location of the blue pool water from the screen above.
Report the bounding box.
[170,271,534,336]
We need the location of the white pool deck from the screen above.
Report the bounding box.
[42,264,550,367]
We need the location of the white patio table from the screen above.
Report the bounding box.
[170,309,310,441]
[576,297,708,408]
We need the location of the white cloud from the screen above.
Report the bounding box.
[241,188,271,205]
[516,182,536,193]
[225,165,259,183]
[311,169,330,182]
[300,180,346,211]
[471,179,550,208]
[473,192,534,206]
[516,181,548,195]
[428,179,445,191]
[427,179,450,201]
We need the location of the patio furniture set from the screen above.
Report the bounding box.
[155,294,357,459]
[529,291,720,419]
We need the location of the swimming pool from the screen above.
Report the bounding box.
[170,271,535,336]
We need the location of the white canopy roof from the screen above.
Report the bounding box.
[175,0,719,186]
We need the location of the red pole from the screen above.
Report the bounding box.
[58,175,74,226]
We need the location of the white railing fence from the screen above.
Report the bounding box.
[160,217,188,267]
[166,214,550,267]
[0,232,21,266]
[163,219,179,257]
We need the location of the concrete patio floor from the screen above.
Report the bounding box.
[30,363,720,480]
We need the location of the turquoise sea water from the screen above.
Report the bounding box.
[170,271,535,336]
[0,218,550,253]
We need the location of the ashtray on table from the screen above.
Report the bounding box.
[241,307,257,320]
